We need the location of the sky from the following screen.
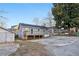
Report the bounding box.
[0,3,53,28]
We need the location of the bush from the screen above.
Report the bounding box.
[15,35,19,39]
[74,32,79,36]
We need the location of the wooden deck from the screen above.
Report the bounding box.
[24,35,43,40]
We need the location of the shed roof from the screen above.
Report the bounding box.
[0,27,14,33]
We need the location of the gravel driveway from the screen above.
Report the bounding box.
[31,36,79,56]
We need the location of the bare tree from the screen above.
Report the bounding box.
[33,17,39,25]
[47,10,55,36]
[39,10,55,27]
[0,10,7,28]
[47,10,54,27]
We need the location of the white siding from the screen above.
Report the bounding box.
[28,27,44,35]
[0,32,6,42]
[0,28,15,42]
[6,32,15,42]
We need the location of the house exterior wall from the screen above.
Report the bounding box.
[18,25,24,39]
[0,28,15,42]
[18,24,49,39]
[28,27,44,35]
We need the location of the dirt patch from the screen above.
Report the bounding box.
[9,40,49,56]
[0,42,19,56]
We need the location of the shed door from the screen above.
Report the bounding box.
[6,33,14,42]
[0,32,14,42]
[0,32,6,42]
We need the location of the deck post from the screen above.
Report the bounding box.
[39,35,40,39]
[34,35,35,39]
[26,36,28,40]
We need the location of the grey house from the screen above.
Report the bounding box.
[18,23,53,40]
[0,27,15,42]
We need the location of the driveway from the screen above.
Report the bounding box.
[0,43,19,56]
[31,36,79,56]
[0,36,79,56]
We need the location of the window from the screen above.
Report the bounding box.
[43,29,45,32]
[38,29,40,31]
[31,29,33,34]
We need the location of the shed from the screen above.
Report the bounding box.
[0,27,15,42]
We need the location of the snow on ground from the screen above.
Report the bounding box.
[31,36,79,56]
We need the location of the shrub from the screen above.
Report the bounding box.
[15,34,19,39]
[75,32,79,36]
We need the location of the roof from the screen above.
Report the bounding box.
[19,23,48,29]
[11,25,17,28]
[0,27,14,33]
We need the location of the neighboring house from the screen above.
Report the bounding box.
[11,25,19,35]
[18,23,54,40]
[52,26,67,35]
[0,27,15,42]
